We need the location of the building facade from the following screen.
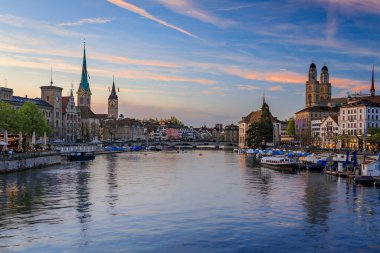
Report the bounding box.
[224,124,238,144]
[320,115,339,149]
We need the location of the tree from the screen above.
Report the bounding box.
[18,102,50,138]
[168,116,184,127]
[367,128,380,150]
[0,101,19,132]
[287,118,295,137]
[246,122,262,148]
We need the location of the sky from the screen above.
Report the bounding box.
[0,0,379,127]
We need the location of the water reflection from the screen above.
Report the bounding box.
[303,174,332,227]
[75,162,92,227]
[106,154,119,211]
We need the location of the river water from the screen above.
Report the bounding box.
[1,151,380,252]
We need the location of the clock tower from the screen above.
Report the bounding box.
[108,77,118,118]
[77,42,92,108]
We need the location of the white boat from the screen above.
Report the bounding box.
[260,156,298,173]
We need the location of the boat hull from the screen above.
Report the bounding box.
[260,163,297,173]
[354,176,375,186]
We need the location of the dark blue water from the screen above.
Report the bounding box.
[1,151,380,252]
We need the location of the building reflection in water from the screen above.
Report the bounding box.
[105,154,119,211]
[76,162,92,238]
[302,174,333,233]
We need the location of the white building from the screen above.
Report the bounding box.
[320,115,339,149]
[339,100,380,149]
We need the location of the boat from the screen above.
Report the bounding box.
[68,152,95,161]
[354,176,375,186]
[306,159,327,172]
[260,156,298,173]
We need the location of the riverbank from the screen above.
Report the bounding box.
[0,151,61,173]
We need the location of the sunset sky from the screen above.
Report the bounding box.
[1,0,379,126]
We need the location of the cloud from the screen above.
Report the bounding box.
[156,0,235,28]
[59,18,112,26]
[107,0,199,39]
[237,84,261,91]
[0,14,87,38]
[269,86,283,91]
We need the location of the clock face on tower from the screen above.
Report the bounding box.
[109,100,117,107]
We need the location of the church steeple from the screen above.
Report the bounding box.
[80,42,90,92]
[370,65,375,97]
[77,42,92,108]
[108,76,119,118]
[109,76,118,100]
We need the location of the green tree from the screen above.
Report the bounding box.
[18,102,50,138]
[168,116,184,127]
[287,118,295,137]
[246,122,262,148]
[0,101,19,132]
[367,128,380,150]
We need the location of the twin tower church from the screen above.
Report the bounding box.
[76,43,119,119]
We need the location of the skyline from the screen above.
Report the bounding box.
[0,0,379,126]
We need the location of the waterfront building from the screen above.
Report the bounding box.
[320,115,339,149]
[296,63,380,146]
[224,124,239,144]
[40,79,63,141]
[102,118,145,142]
[166,127,180,141]
[310,119,322,147]
[238,97,282,148]
[108,78,118,119]
[61,89,81,143]
[179,126,195,141]
[339,100,380,149]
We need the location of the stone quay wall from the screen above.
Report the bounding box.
[0,151,61,173]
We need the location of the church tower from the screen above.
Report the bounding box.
[108,77,118,118]
[305,63,320,107]
[319,65,331,105]
[77,43,92,108]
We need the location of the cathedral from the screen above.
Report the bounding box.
[305,63,332,107]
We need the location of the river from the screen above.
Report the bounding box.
[1,151,380,252]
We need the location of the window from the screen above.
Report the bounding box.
[47,96,49,102]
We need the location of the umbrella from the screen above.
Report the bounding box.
[43,132,47,146]
[345,149,349,167]
[353,150,357,168]
[31,131,36,148]
[4,130,8,151]
[18,132,23,151]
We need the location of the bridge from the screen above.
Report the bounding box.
[103,140,238,149]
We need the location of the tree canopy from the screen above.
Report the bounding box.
[18,102,50,137]
[286,118,295,137]
[246,102,274,148]
[0,101,19,132]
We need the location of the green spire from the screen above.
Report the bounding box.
[80,42,90,91]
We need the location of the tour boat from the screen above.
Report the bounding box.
[68,152,95,161]
[260,156,298,173]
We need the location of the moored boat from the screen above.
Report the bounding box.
[354,176,375,186]
[260,156,298,173]
[68,152,95,161]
